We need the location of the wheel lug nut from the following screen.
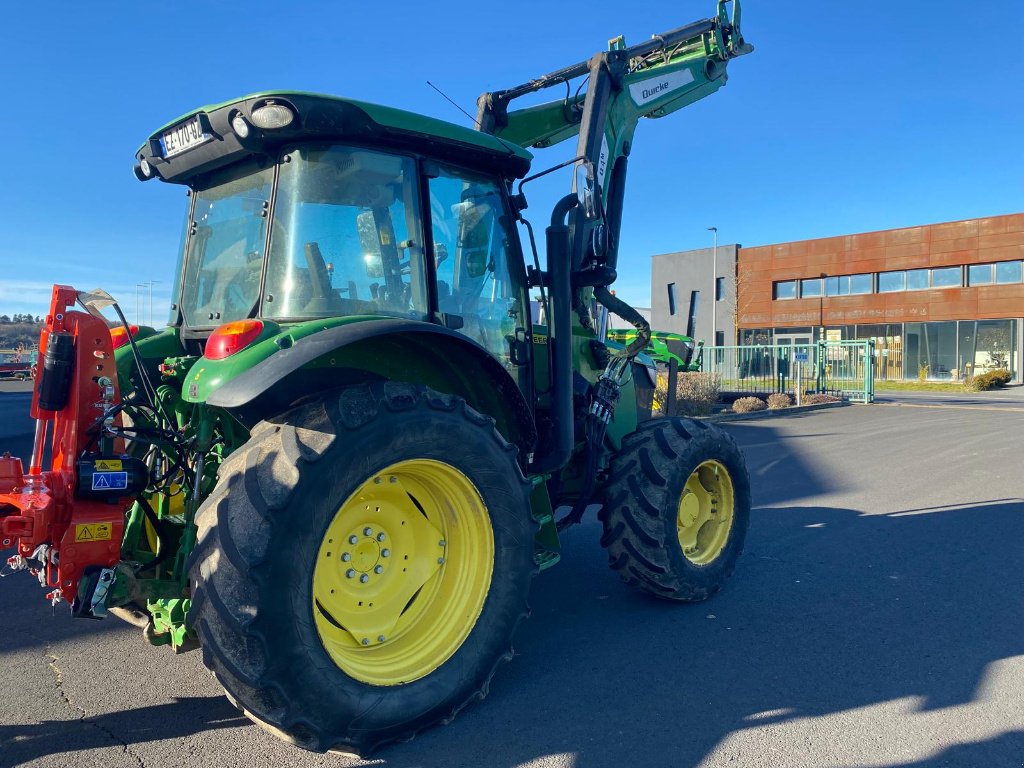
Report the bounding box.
[438,557,446,565]
[363,527,373,536]
[373,477,382,484]
[438,539,446,547]
[348,535,358,545]
[376,532,386,542]
[374,565,384,574]
[346,569,356,579]
[381,549,390,557]
[361,638,369,645]
[341,553,351,562]
[378,635,386,642]
[389,476,397,483]
[360,574,369,583]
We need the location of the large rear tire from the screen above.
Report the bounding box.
[599,418,750,601]
[186,381,534,753]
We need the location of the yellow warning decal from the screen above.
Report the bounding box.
[94,459,122,471]
[75,523,113,542]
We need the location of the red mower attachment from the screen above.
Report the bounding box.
[0,285,132,613]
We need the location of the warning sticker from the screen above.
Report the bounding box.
[94,459,123,471]
[75,523,113,542]
[92,471,128,491]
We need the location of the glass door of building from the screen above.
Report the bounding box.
[775,333,812,347]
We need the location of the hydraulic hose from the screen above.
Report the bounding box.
[593,285,650,357]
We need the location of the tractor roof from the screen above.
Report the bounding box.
[135,91,533,185]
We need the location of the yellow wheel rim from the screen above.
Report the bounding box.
[676,460,735,565]
[312,459,494,686]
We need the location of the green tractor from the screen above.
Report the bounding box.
[0,2,752,753]
[607,328,705,371]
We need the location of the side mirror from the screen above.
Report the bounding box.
[356,211,384,278]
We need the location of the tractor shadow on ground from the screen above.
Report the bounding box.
[380,499,1024,768]
[374,417,1024,768]
[0,696,247,766]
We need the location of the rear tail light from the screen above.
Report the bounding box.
[109,325,139,350]
[205,320,265,360]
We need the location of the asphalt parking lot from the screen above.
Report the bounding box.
[1,386,1022,768]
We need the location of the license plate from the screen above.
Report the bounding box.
[160,115,211,158]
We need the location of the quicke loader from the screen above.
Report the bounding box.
[0,2,752,753]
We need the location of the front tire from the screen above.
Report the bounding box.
[186,382,534,753]
[599,418,750,601]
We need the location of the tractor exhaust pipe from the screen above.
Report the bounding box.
[532,194,578,473]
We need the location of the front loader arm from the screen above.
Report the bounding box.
[478,1,751,340]
[480,1,749,148]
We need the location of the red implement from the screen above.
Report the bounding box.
[0,285,128,604]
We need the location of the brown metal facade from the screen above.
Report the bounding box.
[737,213,1024,329]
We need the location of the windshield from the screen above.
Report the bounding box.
[179,158,274,327]
[262,145,426,320]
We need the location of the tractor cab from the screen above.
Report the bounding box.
[137,93,534,368]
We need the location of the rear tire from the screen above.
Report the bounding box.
[186,381,534,753]
[599,418,750,601]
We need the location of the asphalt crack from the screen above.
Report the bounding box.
[46,649,146,768]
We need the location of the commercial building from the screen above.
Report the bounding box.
[651,244,739,348]
[651,213,1024,381]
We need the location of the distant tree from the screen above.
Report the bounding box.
[0,315,9,324]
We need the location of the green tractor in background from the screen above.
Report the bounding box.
[607,328,705,371]
[0,2,752,754]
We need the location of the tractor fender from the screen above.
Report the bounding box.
[206,318,537,453]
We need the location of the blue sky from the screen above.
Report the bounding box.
[1,1,1021,321]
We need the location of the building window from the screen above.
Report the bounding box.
[688,291,700,334]
[930,266,961,288]
[715,276,725,301]
[774,280,797,300]
[801,278,823,298]
[907,269,929,291]
[667,283,676,315]
[959,319,1016,376]
[824,273,873,296]
[714,331,725,347]
[905,321,958,379]
[969,264,994,285]
[995,261,1022,284]
[878,271,906,293]
[850,273,872,294]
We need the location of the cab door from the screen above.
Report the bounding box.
[425,163,531,388]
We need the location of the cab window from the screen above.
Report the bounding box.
[428,166,525,363]
[263,145,426,320]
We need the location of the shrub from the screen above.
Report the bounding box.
[967,368,1012,391]
[732,396,767,413]
[655,372,722,417]
[767,393,792,410]
[803,393,841,404]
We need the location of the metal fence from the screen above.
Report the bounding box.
[699,341,875,403]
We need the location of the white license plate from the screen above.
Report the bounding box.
[160,115,211,158]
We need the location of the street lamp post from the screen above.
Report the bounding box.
[148,281,161,326]
[708,226,718,346]
[819,272,827,343]
[136,283,146,325]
